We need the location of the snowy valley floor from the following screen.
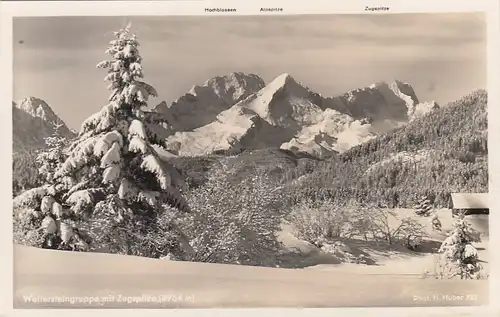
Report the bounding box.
[13,209,489,308]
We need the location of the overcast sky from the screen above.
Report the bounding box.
[13,13,486,130]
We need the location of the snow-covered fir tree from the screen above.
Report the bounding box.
[415,195,432,216]
[13,26,192,258]
[437,214,483,279]
[36,127,69,184]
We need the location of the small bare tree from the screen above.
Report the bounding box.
[363,206,428,248]
[289,199,359,247]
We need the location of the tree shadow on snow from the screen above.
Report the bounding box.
[276,247,342,269]
[344,238,442,260]
[416,239,442,253]
[274,238,443,269]
[275,243,380,269]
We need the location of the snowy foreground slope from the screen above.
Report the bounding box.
[14,210,489,309]
[13,244,488,308]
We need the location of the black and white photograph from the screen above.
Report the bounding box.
[9,11,492,309]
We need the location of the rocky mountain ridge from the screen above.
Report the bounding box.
[12,74,439,158]
[12,97,76,152]
[155,72,439,158]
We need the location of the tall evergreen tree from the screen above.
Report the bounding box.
[36,128,68,184]
[13,26,192,257]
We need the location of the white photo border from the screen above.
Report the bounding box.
[1,1,499,317]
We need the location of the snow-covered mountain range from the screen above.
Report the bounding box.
[12,97,76,152]
[12,73,438,158]
[154,72,439,158]
[154,72,266,132]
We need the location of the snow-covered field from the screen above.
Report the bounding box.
[13,209,489,308]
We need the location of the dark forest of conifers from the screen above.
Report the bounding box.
[295,90,488,208]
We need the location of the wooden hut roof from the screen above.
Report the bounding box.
[451,193,488,209]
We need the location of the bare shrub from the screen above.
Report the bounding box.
[179,161,284,266]
[361,205,428,247]
[290,200,428,249]
[289,199,360,246]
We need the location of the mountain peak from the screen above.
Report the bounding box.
[259,73,315,100]
[276,72,292,80]
[15,96,75,136]
[155,72,265,132]
[13,97,76,152]
[15,96,61,125]
[237,73,328,128]
[229,71,263,81]
[189,72,265,98]
[267,73,296,89]
[368,79,409,89]
[393,79,408,85]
